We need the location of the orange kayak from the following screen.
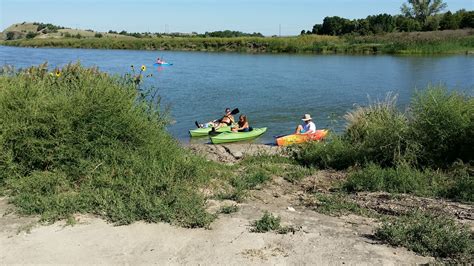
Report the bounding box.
[275,130,328,146]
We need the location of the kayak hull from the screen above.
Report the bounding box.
[153,63,173,66]
[275,130,328,146]
[211,128,267,144]
[189,126,231,137]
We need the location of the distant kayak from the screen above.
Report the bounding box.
[153,62,173,66]
[189,126,231,137]
[210,128,267,144]
[275,130,328,146]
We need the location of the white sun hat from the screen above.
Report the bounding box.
[301,114,312,121]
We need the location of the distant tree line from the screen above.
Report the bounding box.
[303,10,473,36]
[303,0,473,36]
[200,30,264,38]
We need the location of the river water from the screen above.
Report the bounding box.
[1,45,473,144]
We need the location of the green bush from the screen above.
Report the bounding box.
[0,63,213,227]
[293,135,359,170]
[409,86,474,168]
[440,163,474,202]
[343,163,448,197]
[376,211,473,259]
[344,95,410,166]
[251,212,281,233]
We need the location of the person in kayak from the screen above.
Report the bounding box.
[156,57,165,64]
[295,114,316,134]
[195,108,235,129]
[232,115,250,132]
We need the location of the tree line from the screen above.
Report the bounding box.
[303,0,473,36]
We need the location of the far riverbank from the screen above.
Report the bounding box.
[2,29,473,55]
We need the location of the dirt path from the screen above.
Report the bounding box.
[0,175,433,264]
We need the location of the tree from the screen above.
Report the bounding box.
[440,11,459,30]
[26,31,38,39]
[401,0,447,22]
[6,32,15,40]
[459,10,474,28]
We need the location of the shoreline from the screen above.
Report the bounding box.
[2,29,473,55]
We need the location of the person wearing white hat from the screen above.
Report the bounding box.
[295,114,316,134]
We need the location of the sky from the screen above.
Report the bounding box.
[1,0,473,36]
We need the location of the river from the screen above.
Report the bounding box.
[1,45,473,144]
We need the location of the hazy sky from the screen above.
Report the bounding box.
[1,0,472,35]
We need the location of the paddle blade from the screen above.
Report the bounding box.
[231,108,239,115]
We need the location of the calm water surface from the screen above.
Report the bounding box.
[1,46,473,144]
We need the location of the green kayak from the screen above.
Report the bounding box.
[189,126,231,137]
[210,128,267,144]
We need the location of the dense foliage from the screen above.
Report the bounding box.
[305,10,474,36]
[0,63,214,227]
[294,86,473,202]
[3,29,473,54]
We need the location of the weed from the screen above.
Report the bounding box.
[311,193,376,217]
[375,211,473,260]
[219,205,239,214]
[250,212,281,233]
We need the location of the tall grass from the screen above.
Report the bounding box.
[293,85,473,202]
[2,29,473,54]
[0,63,214,226]
[409,86,474,168]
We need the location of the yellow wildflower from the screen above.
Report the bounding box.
[55,70,61,77]
[141,65,146,71]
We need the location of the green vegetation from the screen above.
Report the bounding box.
[294,86,473,205]
[291,84,473,260]
[0,63,216,227]
[375,212,473,260]
[305,0,473,36]
[2,29,473,54]
[219,205,239,214]
[250,212,281,233]
[311,193,376,217]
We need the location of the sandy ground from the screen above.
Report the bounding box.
[0,175,433,265]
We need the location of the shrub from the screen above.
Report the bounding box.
[343,163,448,197]
[26,32,38,39]
[6,31,15,40]
[94,33,103,38]
[344,94,410,166]
[293,135,359,170]
[409,86,474,168]
[440,163,474,202]
[0,63,213,227]
[251,212,281,233]
[375,211,473,259]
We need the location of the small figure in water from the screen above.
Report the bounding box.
[295,114,316,134]
[232,115,250,132]
[156,57,164,64]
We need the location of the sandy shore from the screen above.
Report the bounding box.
[0,173,433,264]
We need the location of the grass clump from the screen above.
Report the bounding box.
[219,205,239,214]
[343,163,448,197]
[343,94,410,167]
[311,193,375,217]
[293,135,359,170]
[409,86,474,168]
[0,63,214,227]
[375,211,473,260]
[250,212,281,233]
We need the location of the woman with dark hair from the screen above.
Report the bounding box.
[232,115,250,132]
